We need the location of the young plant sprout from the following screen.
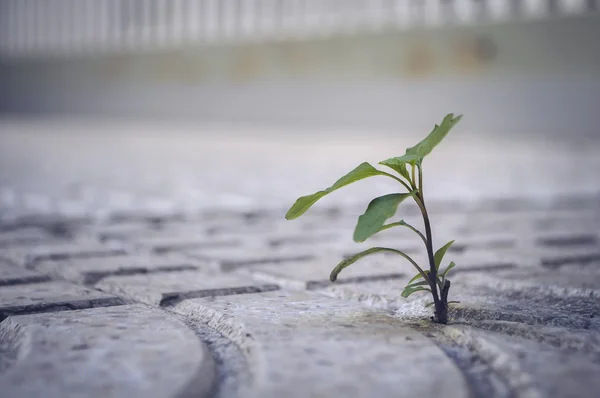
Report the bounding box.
[285,113,463,324]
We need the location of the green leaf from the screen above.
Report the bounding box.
[404,280,430,290]
[378,153,422,173]
[329,247,384,282]
[379,113,463,168]
[406,113,463,159]
[330,247,423,282]
[407,270,430,285]
[379,159,411,181]
[353,193,415,242]
[401,286,431,298]
[434,240,455,270]
[448,301,461,306]
[285,162,390,220]
[425,301,435,308]
[440,261,456,278]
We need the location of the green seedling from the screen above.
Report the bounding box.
[285,113,463,324]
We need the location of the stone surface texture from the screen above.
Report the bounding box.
[0,305,216,398]
[0,120,599,397]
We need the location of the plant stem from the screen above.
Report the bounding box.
[416,164,448,324]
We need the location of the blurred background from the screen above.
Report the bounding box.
[0,0,599,219]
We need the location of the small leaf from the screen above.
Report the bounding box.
[434,240,455,270]
[407,270,430,285]
[401,286,431,298]
[285,162,389,220]
[330,247,423,282]
[353,193,415,242]
[405,113,463,159]
[440,261,456,278]
[448,301,461,306]
[379,159,411,181]
[404,280,430,289]
[329,247,390,282]
[425,301,435,308]
[379,114,462,169]
[378,153,422,172]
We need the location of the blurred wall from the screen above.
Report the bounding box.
[1,1,599,136]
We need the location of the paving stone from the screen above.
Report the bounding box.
[0,261,50,286]
[484,268,600,292]
[535,232,599,248]
[441,325,600,398]
[0,242,129,267]
[171,290,470,398]
[86,222,162,241]
[185,245,317,272]
[248,255,408,290]
[0,304,215,398]
[205,220,290,236]
[264,231,345,248]
[95,223,209,242]
[0,227,54,247]
[96,270,279,307]
[133,236,243,254]
[34,254,211,285]
[503,245,600,268]
[0,281,124,319]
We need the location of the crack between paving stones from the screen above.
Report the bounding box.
[171,313,252,398]
[0,275,52,287]
[159,285,280,307]
[218,255,315,272]
[81,264,199,285]
[0,297,127,322]
[541,253,600,269]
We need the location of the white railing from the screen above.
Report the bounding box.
[0,0,597,58]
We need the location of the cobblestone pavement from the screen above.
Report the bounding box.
[1,119,600,397]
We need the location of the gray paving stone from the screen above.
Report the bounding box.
[264,231,345,248]
[185,245,317,272]
[85,222,163,241]
[133,236,243,254]
[94,223,211,242]
[0,261,50,286]
[497,245,600,268]
[0,281,124,318]
[441,325,600,398]
[248,255,408,290]
[482,268,600,292]
[0,242,129,267]
[0,304,216,398]
[96,270,279,307]
[171,290,470,398]
[0,227,54,247]
[34,253,211,284]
